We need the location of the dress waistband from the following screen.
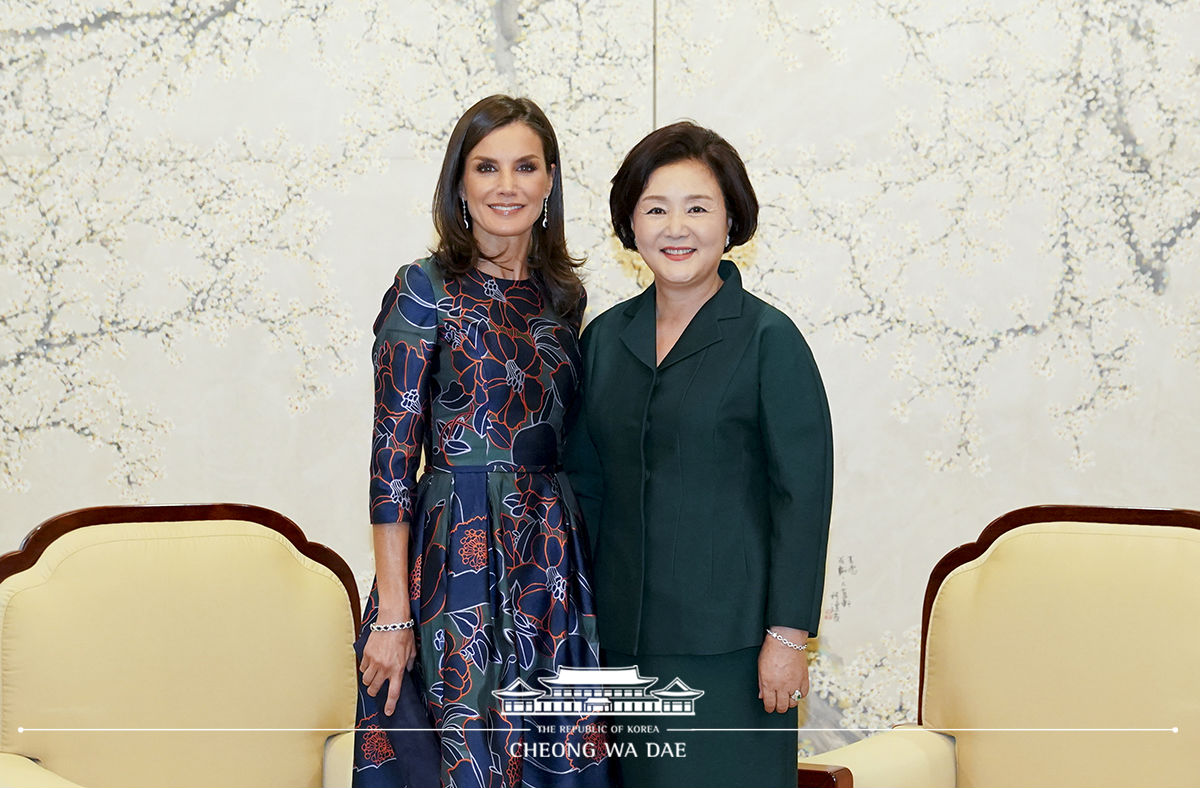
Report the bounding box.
[424,462,561,475]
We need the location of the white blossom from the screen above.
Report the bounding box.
[741,0,1199,472]
[801,627,920,757]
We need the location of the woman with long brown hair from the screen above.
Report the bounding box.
[354,95,609,788]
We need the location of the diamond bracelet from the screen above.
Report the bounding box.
[766,628,808,651]
[370,619,416,632]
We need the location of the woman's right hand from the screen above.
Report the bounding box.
[360,627,417,716]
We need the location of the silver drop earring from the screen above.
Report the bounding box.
[542,196,549,229]
[725,233,730,249]
[462,199,470,229]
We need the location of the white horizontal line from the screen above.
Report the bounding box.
[17,727,527,733]
[670,727,1180,733]
[19,726,1180,734]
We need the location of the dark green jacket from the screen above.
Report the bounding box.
[565,261,833,655]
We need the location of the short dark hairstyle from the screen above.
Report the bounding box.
[609,121,758,252]
[431,95,583,319]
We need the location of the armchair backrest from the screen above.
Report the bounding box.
[0,504,360,788]
[920,506,1200,787]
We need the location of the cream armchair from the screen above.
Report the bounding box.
[797,505,1200,788]
[0,504,360,788]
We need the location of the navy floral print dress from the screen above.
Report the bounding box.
[354,258,609,788]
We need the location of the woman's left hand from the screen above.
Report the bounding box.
[758,627,810,713]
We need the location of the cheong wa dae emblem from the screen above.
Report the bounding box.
[492,666,704,716]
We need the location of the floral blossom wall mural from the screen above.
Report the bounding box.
[2,0,1198,757]
[1,2,360,494]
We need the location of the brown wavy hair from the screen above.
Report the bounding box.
[431,95,584,320]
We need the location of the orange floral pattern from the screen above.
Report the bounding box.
[360,723,394,765]
[409,555,422,600]
[505,754,522,787]
[357,259,608,787]
[458,528,487,570]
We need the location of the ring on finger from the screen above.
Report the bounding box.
[790,689,803,702]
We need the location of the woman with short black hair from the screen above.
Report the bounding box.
[567,121,833,788]
[607,122,759,253]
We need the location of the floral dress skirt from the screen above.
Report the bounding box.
[353,259,609,788]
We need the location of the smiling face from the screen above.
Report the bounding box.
[631,158,730,294]
[460,121,554,258]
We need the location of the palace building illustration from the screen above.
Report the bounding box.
[492,666,704,716]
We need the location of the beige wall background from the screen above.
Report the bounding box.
[3,0,1199,753]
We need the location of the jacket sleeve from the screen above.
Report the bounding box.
[759,315,834,634]
[563,323,605,550]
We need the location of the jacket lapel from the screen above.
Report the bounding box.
[658,260,745,370]
[619,285,658,371]
[618,261,747,371]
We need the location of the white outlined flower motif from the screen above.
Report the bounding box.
[483,278,507,302]
[504,359,526,392]
[388,479,410,512]
[547,566,567,601]
[399,389,421,413]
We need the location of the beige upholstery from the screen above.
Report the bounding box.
[0,515,358,788]
[0,753,82,787]
[799,512,1200,788]
[926,520,1199,786]
[799,725,955,788]
[322,732,354,788]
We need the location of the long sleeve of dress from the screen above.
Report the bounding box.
[759,315,834,635]
[369,262,439,525]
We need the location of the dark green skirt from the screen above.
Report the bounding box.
[602,648,796,788]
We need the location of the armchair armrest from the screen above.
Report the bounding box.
[797,726,956,788]
[0,754,83,788]
[322,731,354,788]
[796,762,852,787]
